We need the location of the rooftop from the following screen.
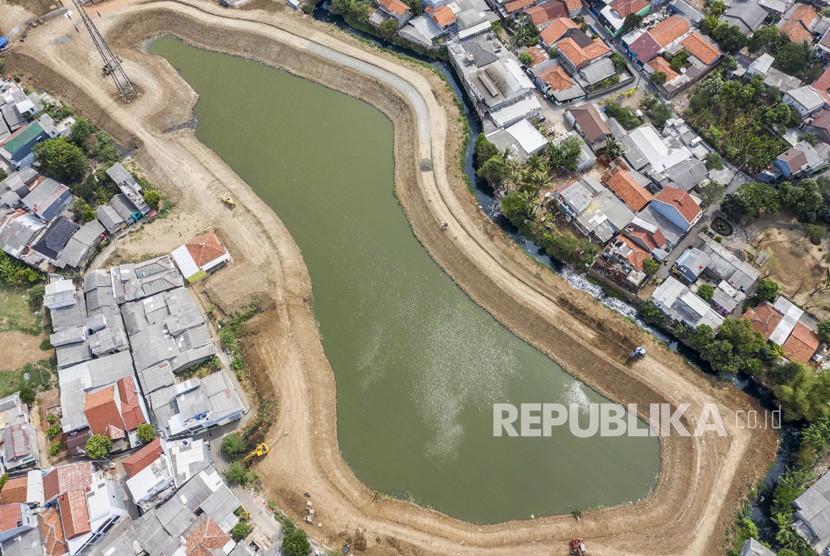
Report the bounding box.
[123,438,164,478]
[654,186,701,224]
[602,165,653,211]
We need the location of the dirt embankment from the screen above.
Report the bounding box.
[5,1,779,554]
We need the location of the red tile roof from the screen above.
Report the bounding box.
[184,515,231,556]
[654,186,701,224]
[780,5,818,43]
[810,108,830,132]
[378,0,410,17]
[813,67,830,106]
[59,490,91,540]
[569,103,611,142]
[431,5,456,27]
[522,46,548,68]
[618,235,650,271]
[646,56,679,82]
[782,321,820,364]
[603,166,653,211]
[84,386,126,440]
[43,463,93,503]
[626,228,666,251]
[0,504,22,533]
[525,0,568,26]
[185,231,228,270]
[563,0,582,14]
[649,15,690,47]
[610,0,648,17]
[557,36,611,68]
[117,377,145,431]
[537,65,577,91]
[39,508,68,556]
[680,32,722,66]
[505,0,537,13]
[0,476,28,505]
[540,17,578,46]
[122,437,164,478]
[741,301,782,341]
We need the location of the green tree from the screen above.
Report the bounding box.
[477,156,510,186]
[604,136,624,160]
[222,433,246,460]
[817,320,830,341]
[697,181,725,207]
[378,18,398,38]
[774,40,814,79]
[603,101,640,130]
[231,522,252,542]
[646,102,673,127]
[722,54,737,71]
[73,198,96,224]
[711,23,747,53]
[650,71,667,86]
[756,278,779,302]
[780,179,823,221]
[33,138,88,183]
[697,283,715,302]
[473,133,499,167]
[642,258,659,276]
[225,461,258,485]
[805,224,825,245]
[85,434,112,460]
[282,523,311,556]
[18,386,35,406]
[704,152,723,171]
[70,117,96,148]
[143,189,161,211]
[546,136,583,172]
[499,191,535,230]
[610,52,627,74]
[136,423,155,444]
[621,13,642,34]
[28,284,45,307]
[518,51,534,67]
[748,25,788,54]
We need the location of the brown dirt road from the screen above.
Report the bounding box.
[2,1,779,554]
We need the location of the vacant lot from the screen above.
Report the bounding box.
[0,283,43,335]
[753,225,830,320]
[0,359,53,399]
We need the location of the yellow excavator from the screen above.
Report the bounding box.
[242,443,269,462]
[221,193,237,208]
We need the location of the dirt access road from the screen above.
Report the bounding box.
[2,1,778,554]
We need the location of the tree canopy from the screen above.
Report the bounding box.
[85,434,112,460]
[33,138,88,183]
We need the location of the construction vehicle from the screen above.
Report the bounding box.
[242,443,269,462]
[221,193,237,208]
[627,346,646,361]
[569,538,587,555]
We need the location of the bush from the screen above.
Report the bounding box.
[222,433,246,460]
[85,434,112,460]
[70,117,96,147]
[604,101,640,130]
[518,52,534,67]
[32,138,88,183]
[697,283,715,302]
[756,278,779,302]
[231,522,252,542]
[805,224,825,245]
[136,423,156,444]
[46,425,61,440]
[225,461,258,486]
[704,152,723,171]
[643,258,659,276]
[143,189,161,211]
[18,386,35,406]
[282,523,311,556]
[50,442,61,456]
[28,284,46,307]
[818,320,830,341]
[650,71,667,86]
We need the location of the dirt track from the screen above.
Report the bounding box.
[2,1,779,553]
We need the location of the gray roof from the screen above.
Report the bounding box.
[0,212,42,257]
[2,422,36,468]
[21,178,71,223]
[795,471,830,549]
[0,526,45,556]
[136,360,176,394]
[1,104,23,131]
[106,162,136,188]
[720,0,768,34]
[739,538,776,556]
[31,215,77,261]
[669,0,705,24]
[700,235,760,291]
[579,58,616,85]
[49,295,87,333]
[95,204,123,234]
[55,219,104,269]
[658,158,709,191]
[168,437,213,487]
[150,371,243,437]
[111,255,183,304]
[109,193,138,222]
[58,350,135,432]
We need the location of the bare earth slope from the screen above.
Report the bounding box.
[3,1,778,554]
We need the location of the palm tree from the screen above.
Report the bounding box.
[605,136,624,160]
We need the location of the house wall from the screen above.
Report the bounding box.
[651,200,691,231]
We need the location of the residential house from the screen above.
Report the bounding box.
[594,234,650,289]
[739,538,777,556]
[555,31,612,72]
[55,219,104,271]
[599,0,651,37]
[668,0,704,25]
[90,467,239,556]
[167,437,213,487]
[743,301,784,341]
[29,216,78,267]
[0,115,57,169]
[680,31,723,67]
[0,503,37,543]
[624,15,690,65]
[783,85,826,116]
[778,4,819,43]
[566,102,611,149]
[820,28,830,57]
[554,175,634,243]
[774,140,830,178]
[649,186,701,231]
[782,320,821,364]
[601,163,653,211]
[120,285,217,379]
[83,376,148,449]
[148,371,244,438]
[22,177,72,223]
[484,119,549,161]
[794,470,830,553]
[534,64,586,102]
[39,507,68,556]
[711,280,746,315]
[810,66,830,108]
[107,194,141,226]
[767,296,820,364]
[447,33,541,126]
[122,437,165,479]
[699,234,760,292]
[0,393,38,473]
[111,255,184,304]
[720,0,769,35]
[373,0,413,28]
[624,216,669,259]
[94,205,125,236]
[171,230,231,284]
[806,108,830,143]
[651,276,726,330]
[620,124,695,180]
[124,439,176,511]
[0,209,44,258]
[0,471,44,506]
[429,5,458,32]
[525,0,568,28]
[646,55,680,85]
[744,52,803,93]
[672,246,709,284]
[105,163,150,217]
[0,525,45,556]
[540,17,578,47]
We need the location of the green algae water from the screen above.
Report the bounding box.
[149,37,659,523]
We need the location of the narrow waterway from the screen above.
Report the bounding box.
[149,36,659,524]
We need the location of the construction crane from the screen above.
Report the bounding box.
[242,443,269,462]
[71,0,136,100]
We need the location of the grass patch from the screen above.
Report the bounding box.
[0,359,54,399]
[0,284,43,335]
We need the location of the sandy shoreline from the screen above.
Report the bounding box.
[4,1,779,553]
